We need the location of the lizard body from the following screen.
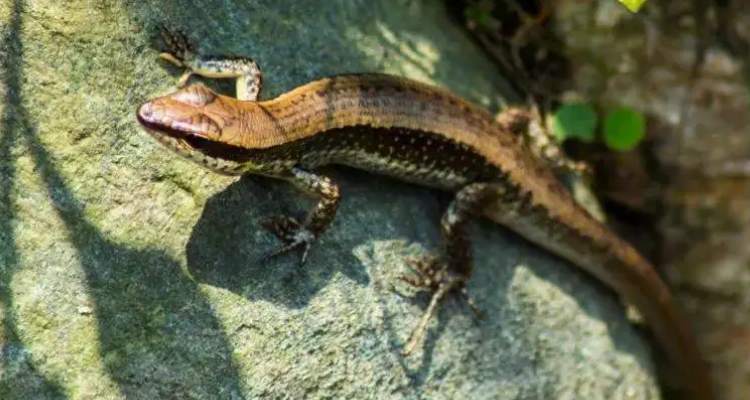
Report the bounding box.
[136,30,713,400]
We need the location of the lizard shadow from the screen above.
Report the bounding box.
[186,170,373,309]
[185,167,656,388]
[184,166,479,344]
[185,166,496,381]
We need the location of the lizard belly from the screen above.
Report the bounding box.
[295,125,505,190]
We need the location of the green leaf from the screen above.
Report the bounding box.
[550,103,598,143]
[465,3,493,29]
[617,0,648,12]
[603,107,645,151]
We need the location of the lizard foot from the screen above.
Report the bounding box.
[259,215,317,266]
[257,167,339,267]
[160,28,194,57]
[157,27,197,87]
[398,254,483,356]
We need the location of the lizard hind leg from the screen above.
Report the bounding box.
[399,182,496,356]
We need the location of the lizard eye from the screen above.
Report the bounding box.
[170,115,221,139]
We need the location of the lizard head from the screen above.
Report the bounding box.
[136,84,253,175]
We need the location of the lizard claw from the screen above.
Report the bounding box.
[402,278,452,357]
[259,216,317,266]
[397,253,484,356]
[261,215,303,241]
[156,26,198,87]
[158,26,195,63]
[397,254,443,289]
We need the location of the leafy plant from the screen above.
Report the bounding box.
[550,103,598,143]
[465,0,495,29]
[550,103,646,152]
[603,107,645,151]
[618,0,648,12]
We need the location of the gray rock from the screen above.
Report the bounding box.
[0,0,659,399]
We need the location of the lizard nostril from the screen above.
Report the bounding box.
[136,102,154,124]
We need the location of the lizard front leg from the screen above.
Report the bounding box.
[261,167,341,266]
[400,182,499,356]
[158,28,263,101]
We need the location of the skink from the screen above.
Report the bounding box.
[135,30,713,399]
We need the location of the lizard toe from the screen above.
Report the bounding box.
[261,215,303,242]
[259,216,317,266]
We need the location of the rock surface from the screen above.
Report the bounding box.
[0,0,658,399]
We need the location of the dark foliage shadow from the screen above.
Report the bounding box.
[0,1,65,398]
[1,1,246,398]
[187,171,381,308]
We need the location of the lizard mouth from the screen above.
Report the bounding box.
[135,101,221,151]
[137,106,193,149]
[136,102,218,164]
